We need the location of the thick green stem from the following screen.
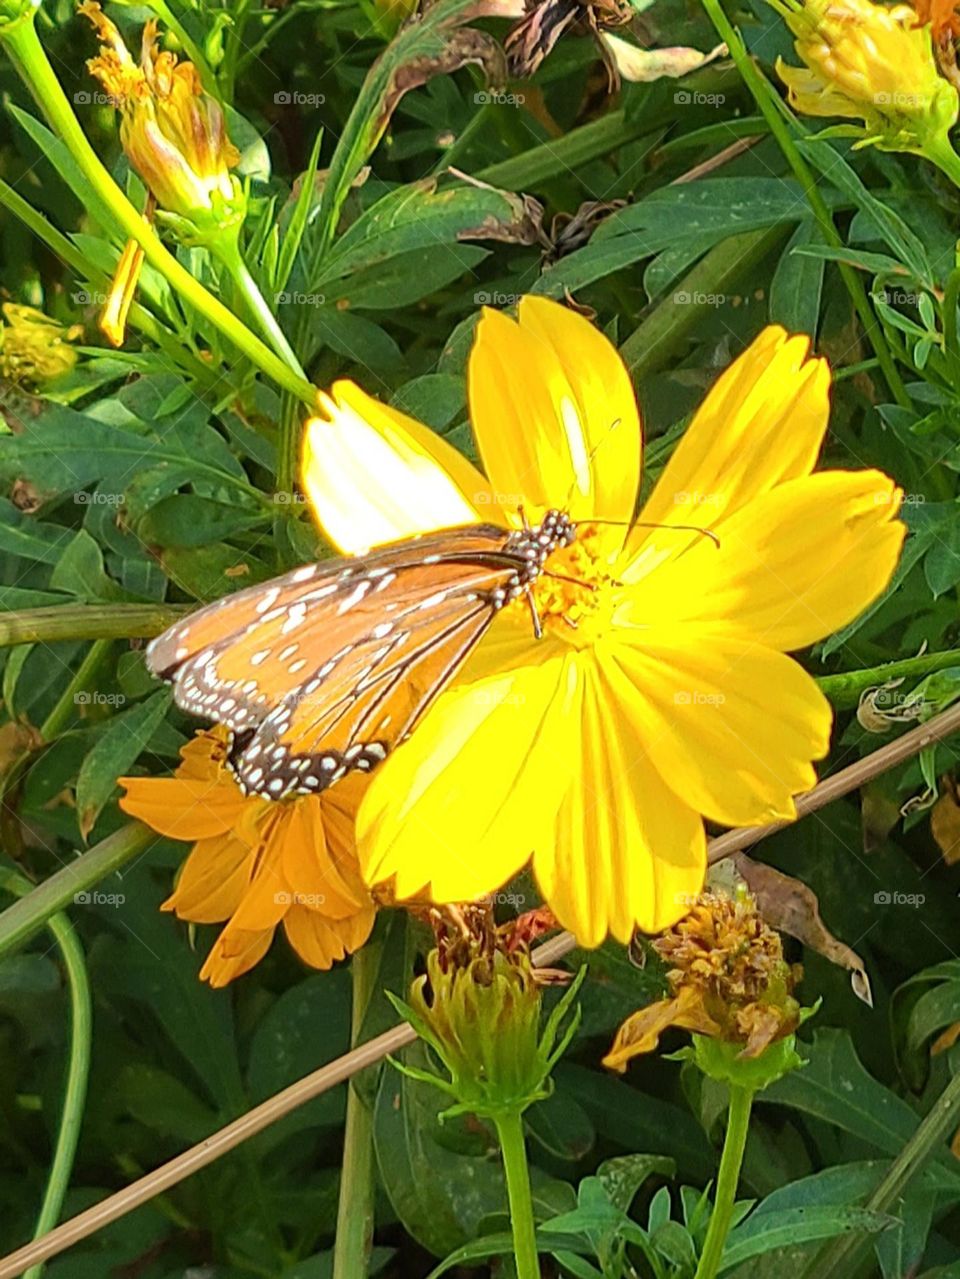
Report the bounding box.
[701,0,911,410]
[0,18,316,408]
[817,647,960,709]
[214,243,309,385]
[0,870,92,1279]
[0,604,189,648]
[332,942,381,1279]
[0,823,154,959]
[40,640,112,741]
[695,1084,753,1279]
[923,134,960,190]
[494,1112,540,1279]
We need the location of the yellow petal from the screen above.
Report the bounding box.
[357,643,580,903]
[162,833,253,923]
[302,380,493,554]
[468,297,641,530]
[200,923,274,986]
[118,774,247,839]
[283,901,375,969]
[278,796,369,919]
[621,470,905,651]
[603,987,720,1071]
[602,636,832,828]
[623,326,830,579]
[539,654,706,945]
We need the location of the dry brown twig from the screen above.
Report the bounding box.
[3,701,960,1277]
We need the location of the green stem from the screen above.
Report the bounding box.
[0,604,190,648]
[808,1069,960,1278]
[494,1111,539,1279]
[332,942,382,1279]
[0,823,153,959]
[701,0,911,410]
[922,134,960,190]
[215,244,309,385]
[40,640,112,740]
[695,1084,753,1279]
[0,869,92,1279]
[817,647,960,710]
[942,266,960,389]
[0,18,316,408]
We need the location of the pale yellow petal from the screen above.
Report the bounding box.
[602,635,832,828]
[302,380,494,554]
[357,644,579,903]
[620,470,905,651]
[468,297,641,530]
[623,326,830,579]
[537,654,705,945]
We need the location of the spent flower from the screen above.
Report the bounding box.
[605,889,810,1089]
[0,303,81,384]
[80,2,245,239]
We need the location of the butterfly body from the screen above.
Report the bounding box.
[147,510,576,800]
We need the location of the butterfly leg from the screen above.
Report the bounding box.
[524,586,543,639]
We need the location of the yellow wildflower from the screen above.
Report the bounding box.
[773,0,958,154]
[119,728,375,985]
[0,303,81,384]
[299,297,904,948]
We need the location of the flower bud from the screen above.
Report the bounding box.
[391,947,583,1121]
[0,304,81,384]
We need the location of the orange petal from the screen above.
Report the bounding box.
[118,774,247,840]
[283,901,375,969]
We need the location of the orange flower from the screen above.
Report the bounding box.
[119,729,375,985]
[915,0,960,41]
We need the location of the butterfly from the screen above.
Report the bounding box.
[147,510,577,801]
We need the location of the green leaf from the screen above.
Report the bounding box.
[770,221,825,337]
[721,1206,895,1270]
[136,494,267,548]
[75,690,172,838]
[49,531,124,602]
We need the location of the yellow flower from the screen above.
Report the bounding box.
[80,3,243,233]
[772,0,958,153]
[100,236,145,347]
[301,297,905,947]
[603,890,802,1072]
[0,303,81,384]
[119,728,375,985]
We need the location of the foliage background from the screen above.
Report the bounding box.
[2,0,960,1273]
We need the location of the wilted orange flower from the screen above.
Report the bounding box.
[603,890,802,1071]
[80,2,243,229]
[119,728,375,985]
[914,0,960,42]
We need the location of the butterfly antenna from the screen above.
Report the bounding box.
[560,417,623,511]
[587,518,720,548]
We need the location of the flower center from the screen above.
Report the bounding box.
[521,522,614,640]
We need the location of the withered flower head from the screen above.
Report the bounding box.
[604,890,803,1074]
[0,304,82,385]
[79,3,244,236]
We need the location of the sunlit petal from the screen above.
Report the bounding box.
[303,380,494,554]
